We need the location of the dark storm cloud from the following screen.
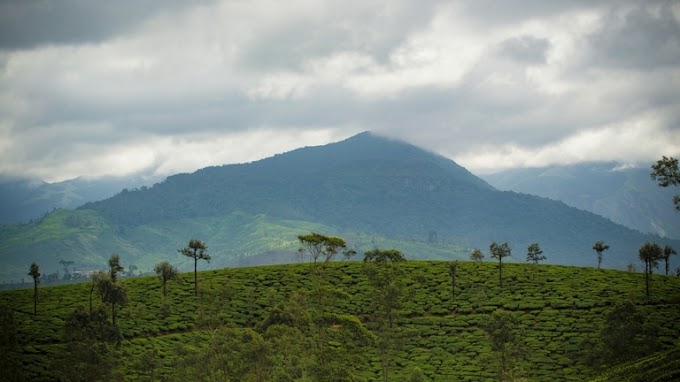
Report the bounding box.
[587,4,680,69]
[0,0,211,50]
[1,0,679,181]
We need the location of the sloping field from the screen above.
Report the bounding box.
[2,261,680,381]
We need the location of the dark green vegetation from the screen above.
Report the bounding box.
[2,133,677,283]
[482,162,680,239]
[2,260,680,381]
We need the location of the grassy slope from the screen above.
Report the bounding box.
[0,209,468,282]
[3,261,680,381]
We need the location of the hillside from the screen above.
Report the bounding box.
[1,132,677,282]
[2,261,680,381]
[482,162,680,239]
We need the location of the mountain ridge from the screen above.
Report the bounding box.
[1,132,677,282]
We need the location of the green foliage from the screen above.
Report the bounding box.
[651,155,680,211]
[2,261,680,381]
[526,242,545,264]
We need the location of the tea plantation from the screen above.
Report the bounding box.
[2,260,680,381]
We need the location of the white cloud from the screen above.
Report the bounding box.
[456,112,680,173]
[0,0,679,182]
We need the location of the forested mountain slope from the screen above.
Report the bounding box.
[482,163,680,239]
[1,132,676,282]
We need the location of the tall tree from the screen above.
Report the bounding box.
[662,245,677,276]
[96,275,127,326]
[108,254,124,283]
[485,311,524,381]
[489,242,511,288]
[363,248,406,382]
[638,242,663,297]
[28,262,40,317]
[154,261,180,297]
[179,239,210,296]
[526,243,545,265]
[651,156,680,211]
[593,241,610,269]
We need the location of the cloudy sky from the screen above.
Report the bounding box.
[1,0,679,182]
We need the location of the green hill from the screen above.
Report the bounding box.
[1,132,677,283]
[2,260,680,381]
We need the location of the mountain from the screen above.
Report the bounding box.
[0,132,677,283]
[481,163,680,239]
[0,175,156,224]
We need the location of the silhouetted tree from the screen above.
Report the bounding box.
[179,239,210,296]
[28,262,40,317]
[526,243,545,265]
[490,242,511,288]
[154,261,180,297]
[638,242,663,297]
[662,245,677,276]
[651,156,680,211]
[593,241,610,269]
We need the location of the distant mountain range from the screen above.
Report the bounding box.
[1,132,677,283]
[481,163,680,239]
[0,175,156,224]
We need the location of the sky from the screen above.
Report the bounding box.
[1,0,679,182]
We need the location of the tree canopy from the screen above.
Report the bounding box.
[651,156,680,211]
